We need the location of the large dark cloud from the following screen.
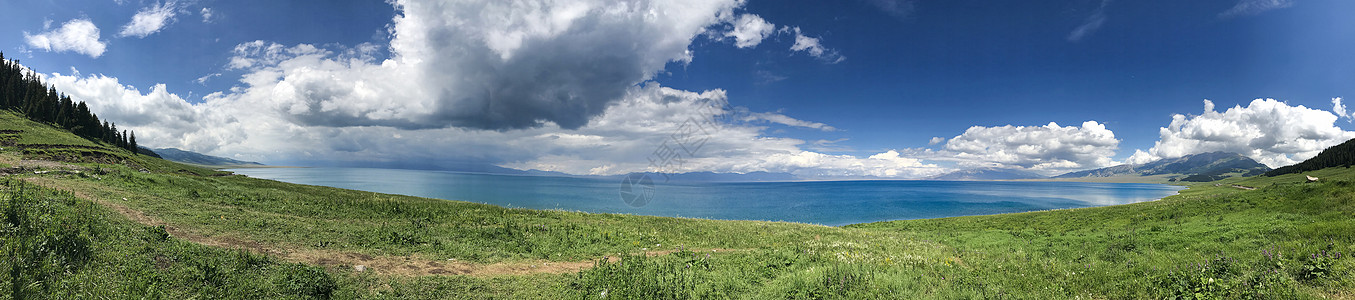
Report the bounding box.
[236,0,743,131]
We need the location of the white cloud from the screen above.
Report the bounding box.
[807,138,850,152]
[741,111,836,131]
[783,26,845,63]
[194,73,220,85]
[42,70,200,140]
[940,121,1120,173]
[1333,97,1350,121]
[1132,99,1355,168]
[724,14,776,48]
[1219,0,1294,18]
[120,1,177,38]
[928,137,945,145]
[1124,149,1158,165]
[1067,0,1110,42]
[200,7,215,23]
[24,19,107,58]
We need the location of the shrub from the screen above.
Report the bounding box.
[278,264,337,299]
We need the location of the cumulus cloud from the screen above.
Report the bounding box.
[724,14,775,48]
[212,0,840,132]
[1124,149,1158,165]
[24,19,107,58]
[783,26,845,63]
[120,1,177,38]
[1131,99,1355,168]
[939,121,1120,172]
[42,70,201,145]
[1219,0,1294,18]
[207,0,750,131]
[1067,0,1110,42]
[928,137,945,145]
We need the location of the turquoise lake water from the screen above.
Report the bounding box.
[226,167,1185,226]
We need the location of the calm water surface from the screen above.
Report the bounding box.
[227,167,1184,226]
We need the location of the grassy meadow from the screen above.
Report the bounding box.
[2,109,1353,299]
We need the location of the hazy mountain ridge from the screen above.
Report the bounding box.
[928,167,1047,181]
[153,148,264,166]
[1054,151,1269,181]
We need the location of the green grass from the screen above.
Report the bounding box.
[0,111,102,149]
[1,179,344,299]
[1,110,1353,298]
[849,172,1355,298]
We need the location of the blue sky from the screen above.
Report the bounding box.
[3,0,1354,177]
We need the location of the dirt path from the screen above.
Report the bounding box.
[20,176,739,277]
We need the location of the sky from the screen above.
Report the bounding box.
[2,0,1354,178]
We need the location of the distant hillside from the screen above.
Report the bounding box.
[153,148,263,166]
[1265,138,1355,176]
[1055,152,1269,182]
[928,168,1046,181]
[136,146,163,158]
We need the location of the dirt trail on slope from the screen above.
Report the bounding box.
[20,176,740,277]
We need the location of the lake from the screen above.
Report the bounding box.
[226,167,1184,226]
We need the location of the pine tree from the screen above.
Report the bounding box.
[129,131,138,153]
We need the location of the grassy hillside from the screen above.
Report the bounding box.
[0,110,219,176]
[2,109,1353,298]
[852,170,1355,299]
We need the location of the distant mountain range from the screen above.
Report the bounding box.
[927,167,1046,181]
[1054,151,1269,182]
[151,148,264,167]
